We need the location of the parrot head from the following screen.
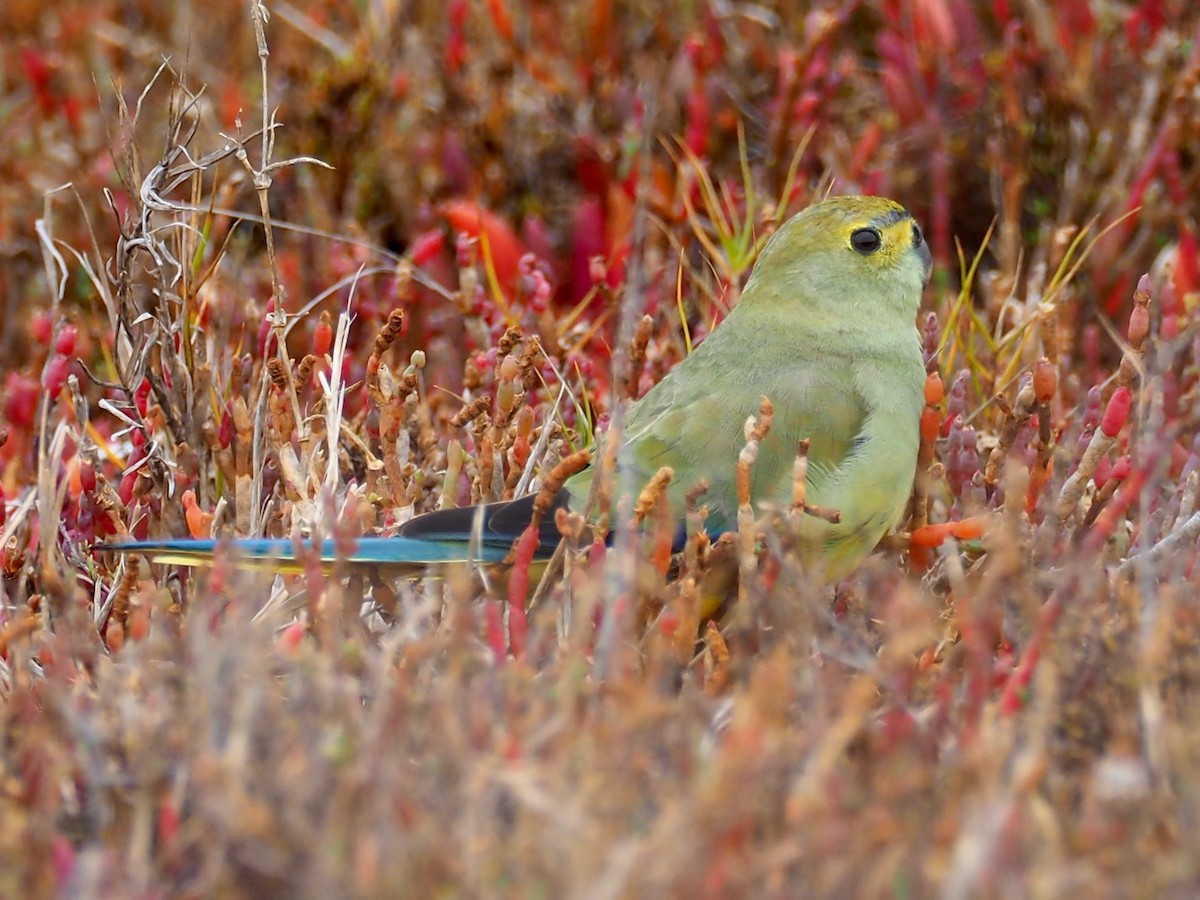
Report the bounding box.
[743,195,931,325]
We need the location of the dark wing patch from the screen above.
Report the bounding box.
[397,490,570,551]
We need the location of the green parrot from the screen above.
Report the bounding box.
[103,196,930,586]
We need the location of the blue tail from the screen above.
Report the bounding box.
[98,491,572,570]
[97,535,523,569]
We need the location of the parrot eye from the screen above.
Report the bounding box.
[850,228,882,255]
[912,223,924,247]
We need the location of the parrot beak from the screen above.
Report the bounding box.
[917,235,932,285]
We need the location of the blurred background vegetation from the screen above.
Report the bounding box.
[1,1,1199,896]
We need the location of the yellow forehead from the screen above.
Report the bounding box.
[763,195,922,269]
[816,196,910,227]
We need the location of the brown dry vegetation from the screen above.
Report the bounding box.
[2,1,1200,896]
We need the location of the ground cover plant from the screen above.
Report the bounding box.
[2,0,1200,895]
